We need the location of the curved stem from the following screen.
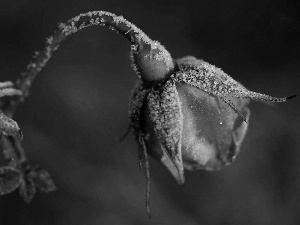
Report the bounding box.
[12,11,156,109]
[0,11,172,214]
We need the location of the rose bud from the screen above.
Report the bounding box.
[129,56,295,214]
[8,10,294,216]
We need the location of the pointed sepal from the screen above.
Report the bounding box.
[128,81,149,168]
[147,80,185,184]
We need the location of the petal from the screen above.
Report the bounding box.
[228,107,250,164]
[146,80,185,184]
[176,82,250,171]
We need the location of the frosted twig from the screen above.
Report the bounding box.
[12,11,165,109]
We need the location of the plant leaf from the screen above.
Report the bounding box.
[0,167,22,195]
[27,167,56,193]
[19,177,36,203]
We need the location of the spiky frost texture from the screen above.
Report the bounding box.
[173,56,295,122]
[147,80,184,184]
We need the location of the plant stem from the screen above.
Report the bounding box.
[0,11,172,216]
[11,11,156,110]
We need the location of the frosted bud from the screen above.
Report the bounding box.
[131,41,175,85]
[129,55,293,184]
[140,81,250,183]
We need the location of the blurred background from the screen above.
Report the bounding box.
[0,0,299,224]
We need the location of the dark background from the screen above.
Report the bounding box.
[0,0,299,224]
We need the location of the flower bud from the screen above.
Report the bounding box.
[129,55,294,186]
[130,41,175,86]
[141,81,250,183]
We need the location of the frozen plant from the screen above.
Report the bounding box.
[0,11,296,217]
